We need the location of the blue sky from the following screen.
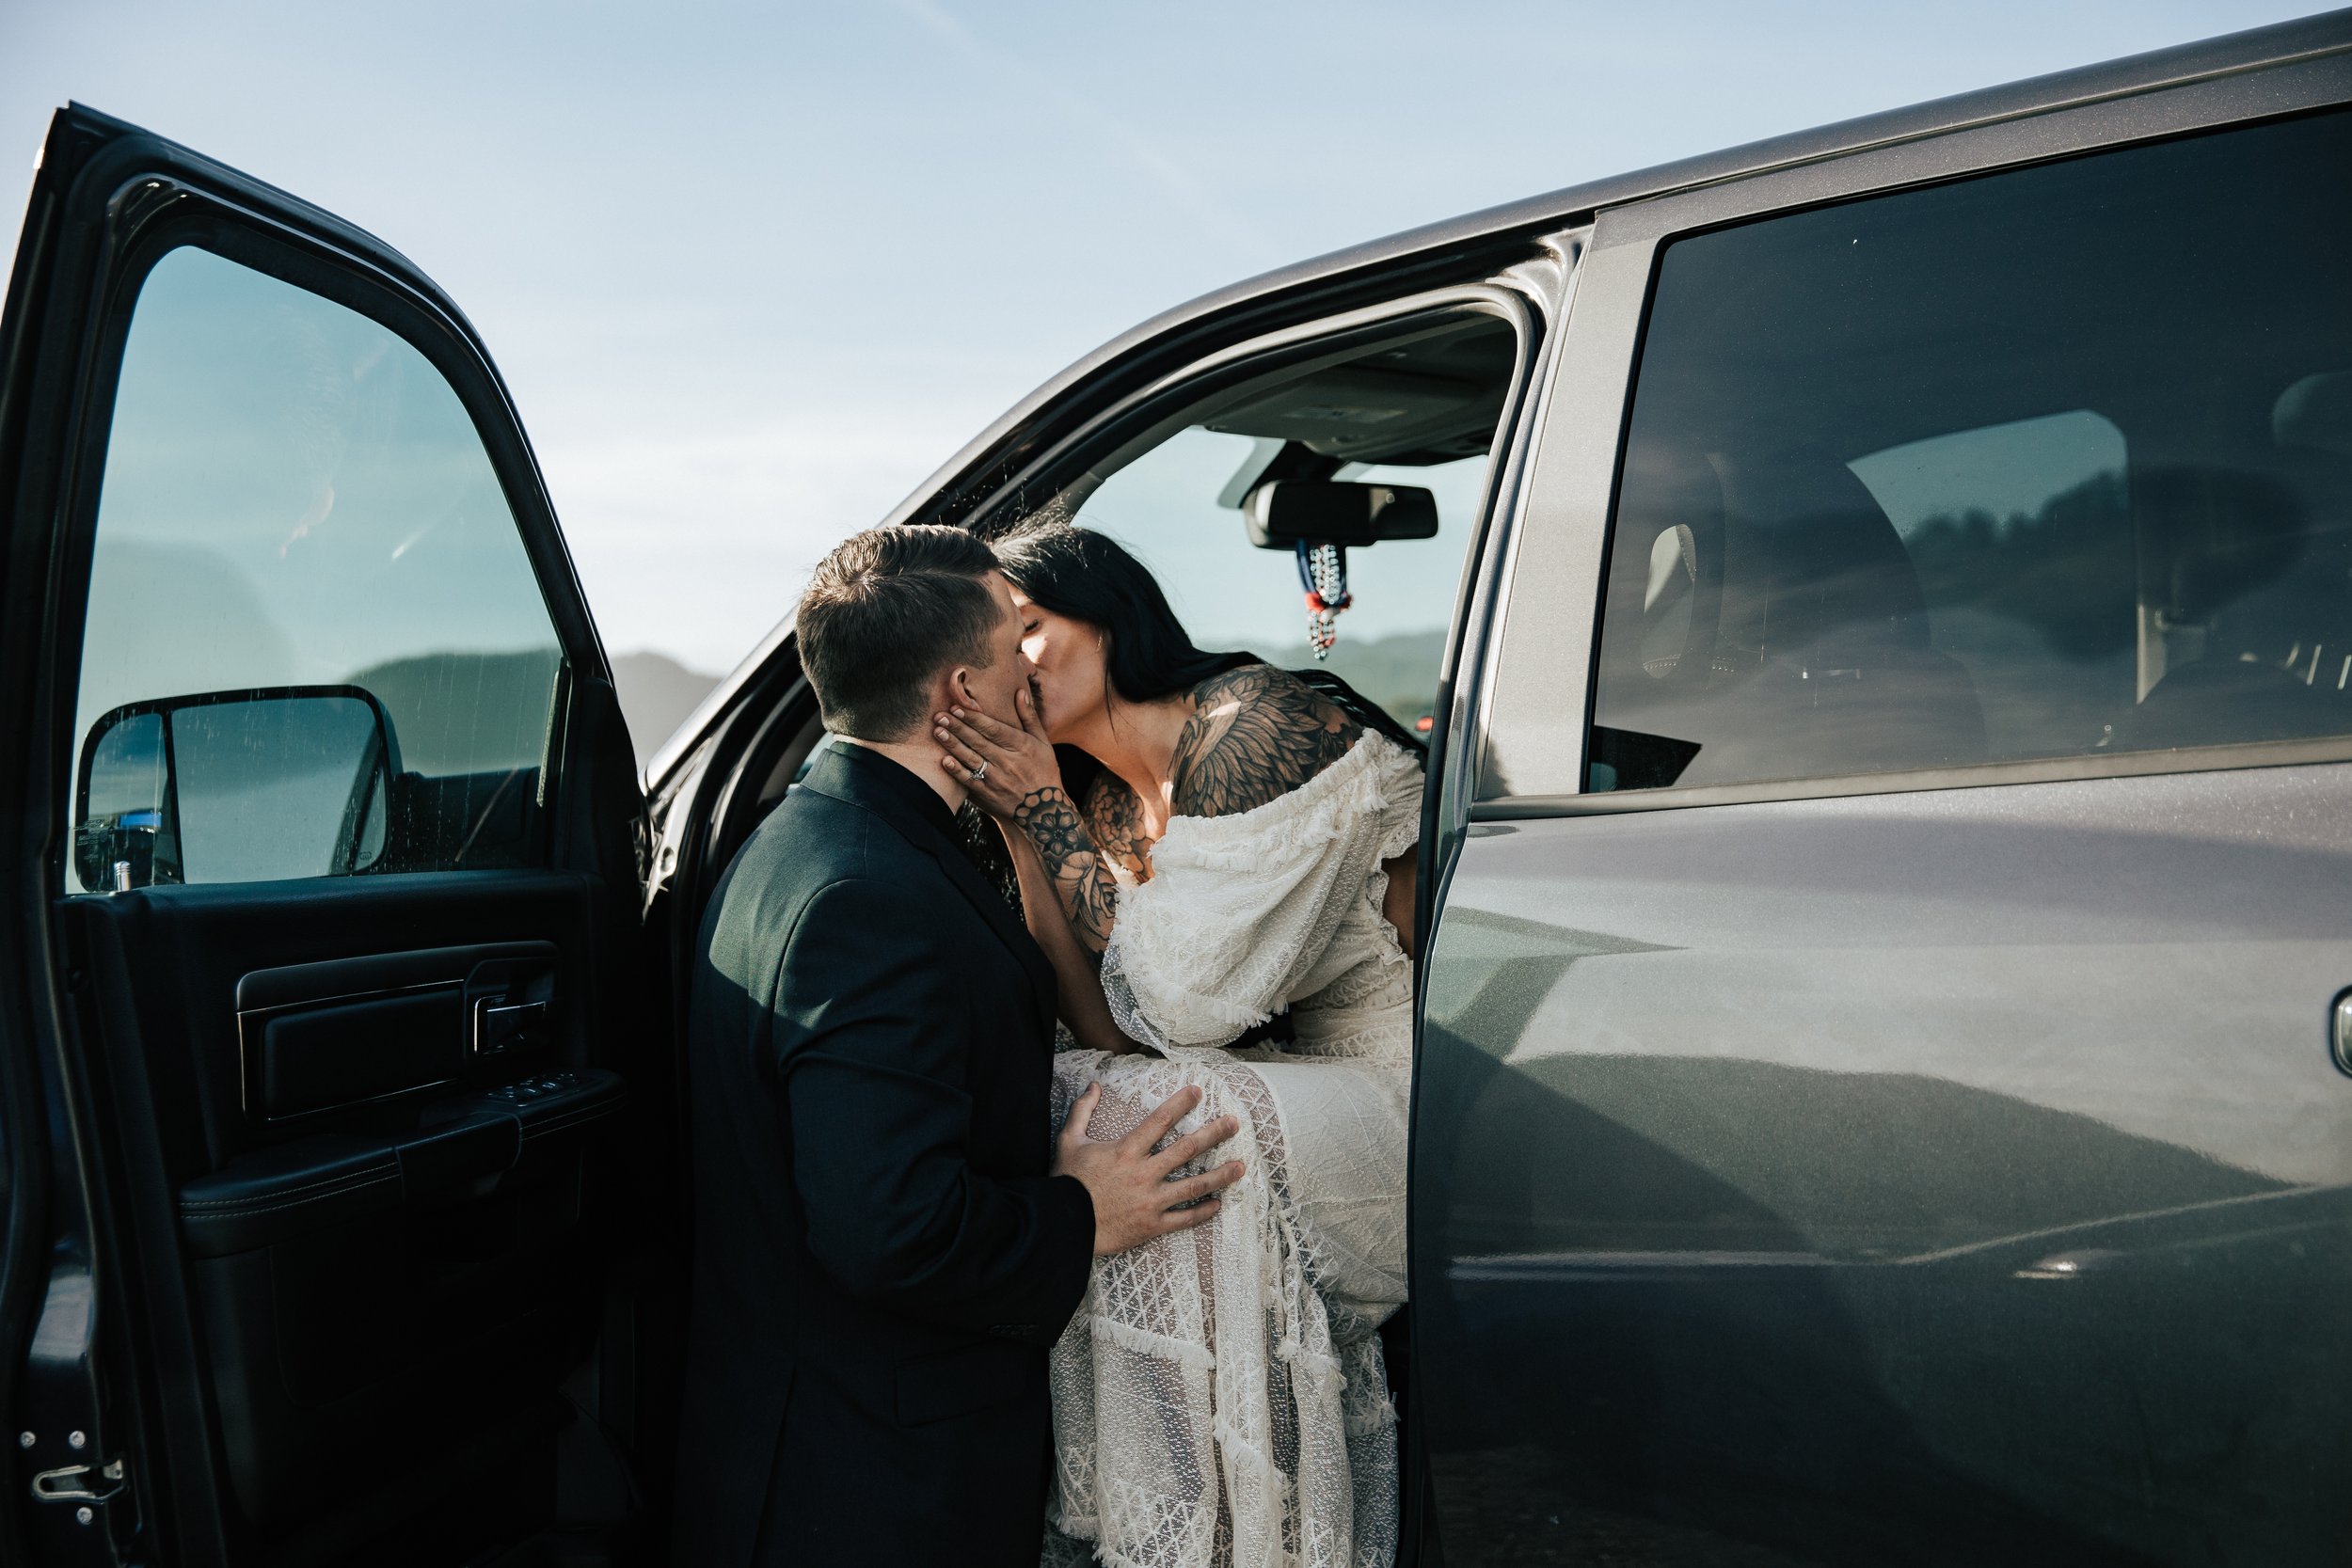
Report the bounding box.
[0,0,2325,673]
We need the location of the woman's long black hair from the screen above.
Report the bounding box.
[987,520,1422,808]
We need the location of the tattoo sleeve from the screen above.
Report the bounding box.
[1012,785,1121,955]
[1168,665,1362,818]
[1082,772,1150,882]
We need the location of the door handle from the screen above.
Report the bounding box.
[472,997,548,1056]
[2332,990,2352,1077]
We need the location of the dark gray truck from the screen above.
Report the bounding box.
[3,9,2348,1563]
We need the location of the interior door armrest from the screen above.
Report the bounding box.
[178,1069,625,1257]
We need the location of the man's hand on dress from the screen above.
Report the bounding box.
[1052,1083,1243,1256]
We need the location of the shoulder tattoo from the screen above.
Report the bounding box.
[1168,665,1361,818]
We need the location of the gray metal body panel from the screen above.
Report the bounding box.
[1419,765,2352,1560]
[1419,16,2352,1563]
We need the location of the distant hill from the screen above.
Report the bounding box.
[612,651,723,768]
[343,647,723,774]
[1258,626,1448,731]
[346,647,563,776]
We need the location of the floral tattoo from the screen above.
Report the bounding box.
[1013,785,1121,955]
[1083,772,1151,882]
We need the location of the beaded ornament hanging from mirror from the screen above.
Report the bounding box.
[1294,541,1352,658]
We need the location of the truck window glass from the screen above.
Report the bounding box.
[72,245,564,884]
[1587,109,2352,793]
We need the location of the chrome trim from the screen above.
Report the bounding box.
[471,996,548,1057]
[1470,230,1654,800]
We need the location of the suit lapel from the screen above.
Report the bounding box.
[801,742,1058,1036]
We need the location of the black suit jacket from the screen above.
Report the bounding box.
[673,740,1095,1567]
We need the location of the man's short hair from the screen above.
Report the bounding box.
[797,524,1003,741]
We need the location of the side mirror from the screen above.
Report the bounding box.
[74,686,400,892]
[1242,481,1440,549]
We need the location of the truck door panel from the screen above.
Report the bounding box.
[1420,68,2352,1567]
[0,107,651,1563]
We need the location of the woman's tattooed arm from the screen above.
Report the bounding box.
[1013,667,1358,948]
[1011,786,1122,955]
[1082,771,1151,881]
[1169,665,1361,817]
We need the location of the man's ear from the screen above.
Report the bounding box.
[946,664,981,711]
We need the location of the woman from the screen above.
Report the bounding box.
[932,522,1422,1568]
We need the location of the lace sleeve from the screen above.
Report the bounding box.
[1100,733,1422,1052]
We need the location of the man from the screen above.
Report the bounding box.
[673,524,1242,1566]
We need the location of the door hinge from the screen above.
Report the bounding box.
[17,1253,137,1560]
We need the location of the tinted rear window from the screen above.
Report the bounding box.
[1589,109,2352,793]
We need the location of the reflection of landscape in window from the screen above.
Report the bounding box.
[1902,471,2135,656]
[345,648,563,777]
[1594,110,2352,790]
[1851,413,2134,759]
[1897,471,2136,760]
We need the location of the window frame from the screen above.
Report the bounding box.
[961,287,1539,535]
[962,286,1541,737]
[952,280,1552,964]
[981,292,1531,708]
[1471,49,2352,818]
[48,186,604,881]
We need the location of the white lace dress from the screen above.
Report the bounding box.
[1044,732,1422,1568]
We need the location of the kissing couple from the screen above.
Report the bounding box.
[674,518,1422,1568]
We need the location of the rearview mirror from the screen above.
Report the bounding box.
[1243,480,1440,549]
[75,687,399,892]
